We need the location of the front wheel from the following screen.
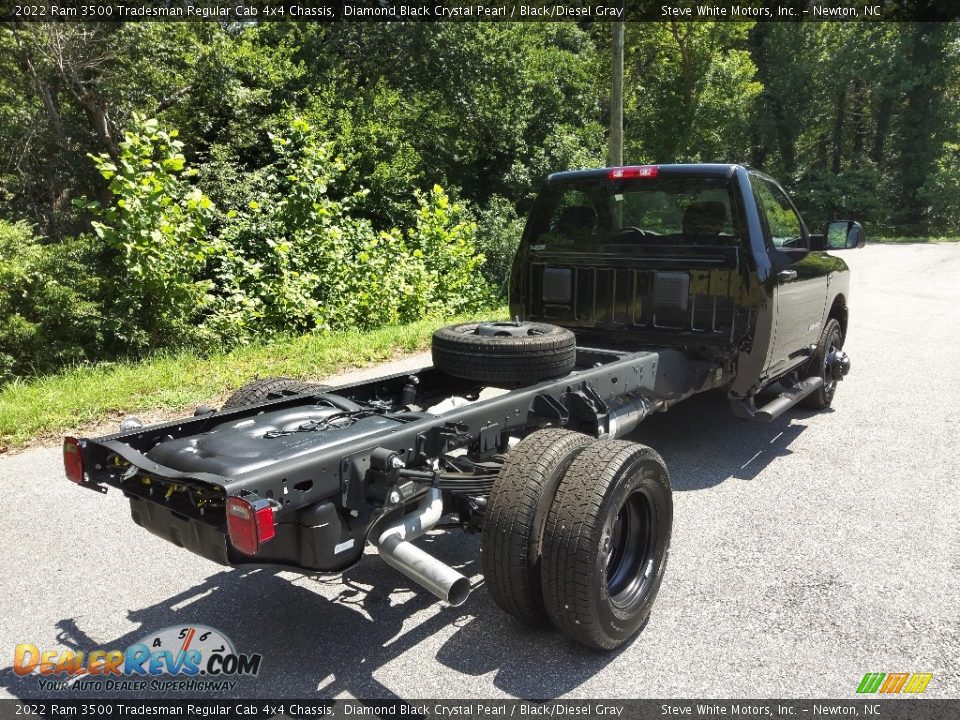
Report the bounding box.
[801,318,846,409]
[541,440,673,650]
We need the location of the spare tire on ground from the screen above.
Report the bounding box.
[221,377,330,410]
[431,321,576,385]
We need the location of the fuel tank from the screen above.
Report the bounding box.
[145,402,404,477]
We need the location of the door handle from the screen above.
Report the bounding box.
[777,269,798,282]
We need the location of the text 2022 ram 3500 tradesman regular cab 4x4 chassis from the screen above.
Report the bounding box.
[65,164,863,650]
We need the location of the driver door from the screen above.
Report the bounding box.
[751,174,829,377]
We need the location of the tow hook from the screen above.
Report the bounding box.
[827,349,851,381]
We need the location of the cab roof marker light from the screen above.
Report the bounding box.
[608,165,659,179]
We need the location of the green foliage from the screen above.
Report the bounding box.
[3,21,960,385]
[473,195,525,294]
[625,22,761,163]
[0,307,506,451]
[0,222,103,382]
[408,185,493,313]
[6,21,960,244]
[303,82,426,231]
[749,21,960,236]
[0,114,493,381]
[789,164,893,233]
[85,114,218,351]
[214,119,492,338]
[919,143,960,234]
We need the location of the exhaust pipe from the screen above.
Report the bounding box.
[374,488,471,606]
[607,394,655,439]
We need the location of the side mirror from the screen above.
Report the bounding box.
[825,220,866,250]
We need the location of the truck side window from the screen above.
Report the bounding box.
[754,177,806,250]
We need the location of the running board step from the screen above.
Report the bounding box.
[731,376,824,423]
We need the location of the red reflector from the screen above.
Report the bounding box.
[63,437,85,484]
[608,165,659,179]
[226,496,276,556]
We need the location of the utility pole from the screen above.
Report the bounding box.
[608,21,624,167]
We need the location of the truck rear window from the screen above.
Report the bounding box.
[528,177,742,247]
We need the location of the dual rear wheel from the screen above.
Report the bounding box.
[481,429,673,650]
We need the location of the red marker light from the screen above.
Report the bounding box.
[226,495,276,555]
[64,437,85,484]
[608,165,659,179]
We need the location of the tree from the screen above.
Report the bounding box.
[623,22,761,164]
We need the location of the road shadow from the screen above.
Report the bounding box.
[0,391,804,700]
[627,389,823,491]
[0,532,616,701]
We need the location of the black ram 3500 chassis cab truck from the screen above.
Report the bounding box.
[65,164,863,650]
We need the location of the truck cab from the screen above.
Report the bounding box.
[509,164,862,410]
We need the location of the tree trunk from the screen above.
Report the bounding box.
[871,98,890,163]
[851,80,867,157]
[896,22,948,230]
[44,25,121,162]
[11,25,68,150]
[776,101,796,174]
[77,88,120,162]
[669,21,694,159]
[608,22,624,167]
[670,21,693,111]
[831,84,846,174]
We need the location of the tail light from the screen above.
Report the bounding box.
[226,495,276,555]
[63,437,85,484]
[608,165,659,179]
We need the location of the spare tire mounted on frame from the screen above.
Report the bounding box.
[431,320,576,385]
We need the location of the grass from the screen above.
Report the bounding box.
[870,236,959,244]
[0,309,506,451]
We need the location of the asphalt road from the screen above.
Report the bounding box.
[1,243,957,701]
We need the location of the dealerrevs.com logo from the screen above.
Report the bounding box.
[13,625,262,692]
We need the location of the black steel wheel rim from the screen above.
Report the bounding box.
[605,489,656,606]
[823,332,841,395]
[473,321,546,338]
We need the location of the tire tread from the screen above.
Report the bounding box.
[481,429,594,624]
[221,377,328,410]
[542,440,671,650]
[432,322,576,385]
